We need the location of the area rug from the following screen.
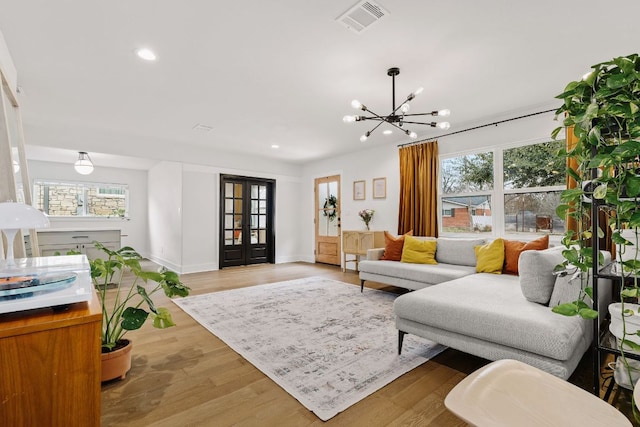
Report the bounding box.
[173,277,446,421]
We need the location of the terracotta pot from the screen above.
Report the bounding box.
[101,339,133,382]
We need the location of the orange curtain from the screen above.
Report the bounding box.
[398,141,438,237]
[566,126,579,234]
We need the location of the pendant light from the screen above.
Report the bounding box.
[74,151,94,175]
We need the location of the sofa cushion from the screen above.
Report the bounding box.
[359,260,476,285]
[503,235,549,275]
[381,230,413,261]
[474,238,504,274]
[401,236,437,264]
[394,273,589,360]
[519,246,565,305]
[436,238,485,266]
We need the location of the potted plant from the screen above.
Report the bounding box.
[89,242,191,381]
[552,53,640,415]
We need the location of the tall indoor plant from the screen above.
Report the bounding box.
[552,54,640,416]
[90,242,190,381]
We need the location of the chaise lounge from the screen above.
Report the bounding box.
[359,236,611,379]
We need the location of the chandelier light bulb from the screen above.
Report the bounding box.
[360,134,368,143]
[400,103,411,113]
[409,131,418,139]
[343,115,356,123]
[438,109,451,117]
[383,129,393,135]
[413,87,424,96]
[351,100,363,110]
[437,122,451,130]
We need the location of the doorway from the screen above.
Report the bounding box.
[315,175,341,265]
[219,174,275,268]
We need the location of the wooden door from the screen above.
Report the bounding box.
[220,175,275,268]
[315,175,341,265]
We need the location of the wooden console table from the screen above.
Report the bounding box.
[342,230,385,272]
[0,295,101,426]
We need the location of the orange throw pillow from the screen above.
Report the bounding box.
[503,235,549,275]
[381,230,413,261]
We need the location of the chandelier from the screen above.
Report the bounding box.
[343,67,450,142]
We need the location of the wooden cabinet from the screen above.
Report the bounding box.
[0,294,101,426]
[34,229,121,259]
[342,230,385,272]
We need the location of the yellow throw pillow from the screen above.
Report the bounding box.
[475,238,504,274]
[400,236,437,264]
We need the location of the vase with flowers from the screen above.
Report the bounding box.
[359,209,375,230]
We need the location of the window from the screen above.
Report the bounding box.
[440,139,566,236]
[502,140,566,235]
[33,180,129,218]
[441,152,493,234]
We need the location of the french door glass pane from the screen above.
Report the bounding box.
[225,182,233,197]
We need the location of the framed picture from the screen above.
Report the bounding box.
[373,177,386,199]
[353,180,365,200]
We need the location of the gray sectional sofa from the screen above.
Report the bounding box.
[358,237,611,379]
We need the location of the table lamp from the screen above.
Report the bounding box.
[0,201,50,263]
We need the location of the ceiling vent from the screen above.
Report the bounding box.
[336,1,388,34]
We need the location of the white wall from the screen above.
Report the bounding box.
[182,165,217,273]
[300,110,561,264]
[148,161,183,271]
[28,159,149,254]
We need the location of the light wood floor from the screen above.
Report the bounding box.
[100,262,635,426]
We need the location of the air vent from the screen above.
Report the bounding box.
[192,123,214,132]
[336,1,388,34]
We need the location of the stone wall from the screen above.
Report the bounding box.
[34,183,126,216]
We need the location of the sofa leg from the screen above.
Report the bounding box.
[398,331,406,355]
[360,279,365,293]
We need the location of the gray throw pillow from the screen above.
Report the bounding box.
[519,246,565,304]
[436,238,485,266]
[548,270,586,308]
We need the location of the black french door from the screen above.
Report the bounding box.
[219,174,275,268]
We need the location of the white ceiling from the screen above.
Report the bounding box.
[0,0,638,168]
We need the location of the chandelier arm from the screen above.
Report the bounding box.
[365,120,386,136]
[400,120,437,126]
[361,107,389,121]
[359,117,386,122]
[401,112,438,117]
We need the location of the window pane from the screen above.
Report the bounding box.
[225,215,233,229]
[503,140,566,189]
[441,195,492,233]
[225,182,233,197]
[251,185,258,199]
[225,198,233,213]
[259,229,266,244]
[234,183,243,198]
[33,180,128,217]
[441,152,494,194]
[504,192,565,234]
[259,185,266,199]
[251,200,258,214]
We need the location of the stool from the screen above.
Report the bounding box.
[445,359,631,427]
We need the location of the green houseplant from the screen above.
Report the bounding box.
[88,242,190,380]
[552,53,640,417]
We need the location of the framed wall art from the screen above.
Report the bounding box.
[353,180,365,200]
[373,177,386,199]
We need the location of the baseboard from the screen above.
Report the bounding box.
[180,262,219,274]
[147,254,182,273]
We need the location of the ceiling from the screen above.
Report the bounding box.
[0,0,638,168]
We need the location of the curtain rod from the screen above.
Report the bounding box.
[397,108,557,148]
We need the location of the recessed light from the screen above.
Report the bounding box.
[135,48,157,61]
[383,130,392,135]
[271,144,280,149]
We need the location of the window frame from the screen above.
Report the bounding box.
[33,179,130,218]
[438,136,566,238]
